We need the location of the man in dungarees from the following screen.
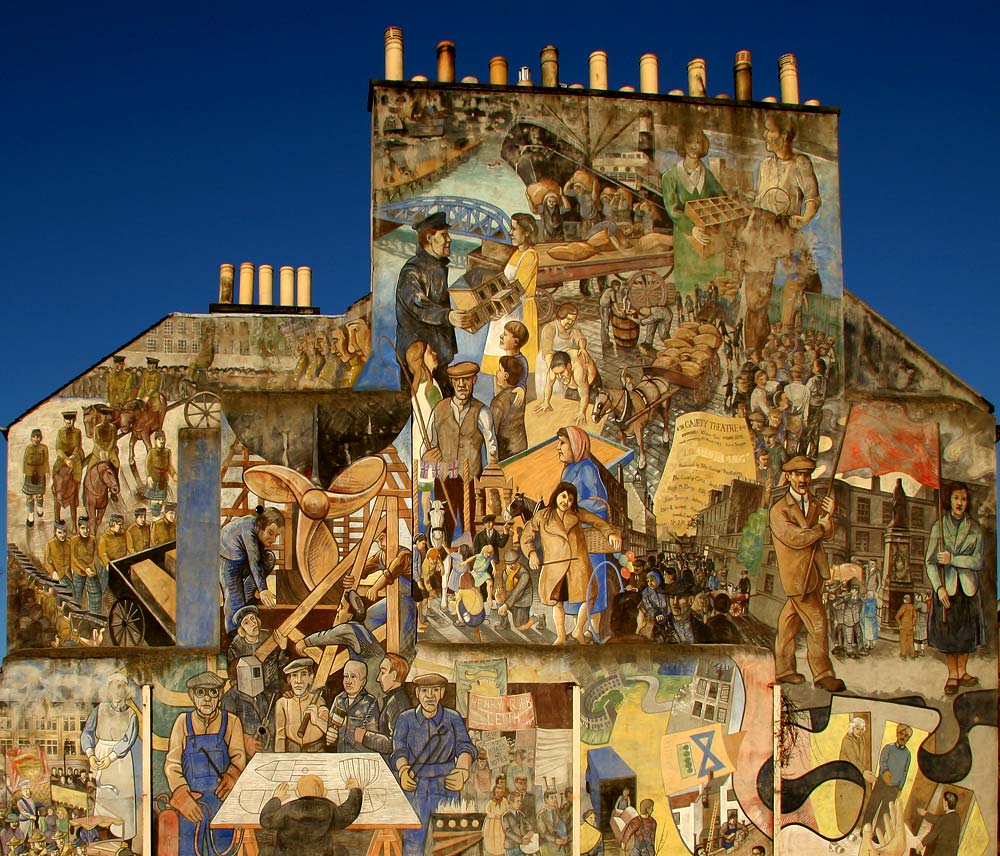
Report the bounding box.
[164,671,246,856]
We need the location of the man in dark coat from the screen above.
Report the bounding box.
[664,579,713,644]
[394,211,475,394]
[259,774,362,856]
[918,791,961,856]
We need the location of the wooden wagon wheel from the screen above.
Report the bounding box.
[626,269,667,309]
[184,391,221,429]
[536,289,555,323]
[108,596,145,646]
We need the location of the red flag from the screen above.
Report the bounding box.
[836,403,940,488]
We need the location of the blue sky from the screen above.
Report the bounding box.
[2,3,997,416]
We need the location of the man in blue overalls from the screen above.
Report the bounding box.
[164,671,247,856]
[391,673,475,856]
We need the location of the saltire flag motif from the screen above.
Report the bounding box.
[836,402,939,488]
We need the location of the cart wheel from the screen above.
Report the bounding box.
[626,269,666,309]
[184,391,221,429]
[536,290,555,324]
[108,596,145,646]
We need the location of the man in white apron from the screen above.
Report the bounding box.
[81,672,138,842]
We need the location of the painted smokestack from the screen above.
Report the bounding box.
[489,56,508,85]
[437,40,456,83]
[589,50,608,90]
[384,27,404,81]
[218,264,234,304]
[540,45,559,87]
[778,53,799,104]
[734,50,752,101]
[238,262,254,305]
[258,264,274,306]
[279,266,295,307]
[639,53,659,94]
[687,58,707,97]
[296,266,312,307]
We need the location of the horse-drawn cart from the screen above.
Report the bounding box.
[106,541,178,646]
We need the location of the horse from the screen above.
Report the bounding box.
[84,461,121,532]
[51,463,79,529]
[505,492,543,526]
[590,374,674,470]
[83,394,173,485]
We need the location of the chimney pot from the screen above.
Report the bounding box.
[804,98,821,106]
[589,50,608,90]
[569,83,584,89]
[761,95,778,103]
[258,264,274,306]
[218,264,235,304]
[489,56,508,85]
[411,74,428,82]
[734,49,752,101]
[436,40,456,83]
[238,262,254,305]
[296,266,312,308]
[778,53,799,104]
[540,45,559,87]
[384,27,404,81]
[668,88,685,96]
[279,266,295,307]
[639,53,659,94]
[687,58,707,97]
[517,66,533,86]
[460,75,479,84]
[619,85,636,92]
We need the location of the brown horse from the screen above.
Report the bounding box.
[84,461,121,531]
[83,395,173,484]
[51,463,79,529]
[590,375,674,470]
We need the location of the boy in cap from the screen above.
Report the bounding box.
[391,673,475,856]
[497,549,535,632]
[769,454,846,692]
[165,670,245,856]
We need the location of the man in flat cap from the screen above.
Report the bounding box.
[424,360,498,538]
[165,671,246,856]
[497,549,536,632]
[664,578,713,644]
[769,454,846,692]
[275,659,329,753]
[394,211,476,395]
[391,673,475,856]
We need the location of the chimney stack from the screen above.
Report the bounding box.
[734,50,752,101]
[436,40,456,83]
[279,266,295,307]
[639,53,659,94]
[589,50,608,90]
[687,58,707,97]
[238,262,254,305]
[384,27,404,81]
[540,45,559,87]
[489,56,508,85]
[218,264,234,304]
[258,264,274,305]
[296,266,312,307]
[778,53,799,104]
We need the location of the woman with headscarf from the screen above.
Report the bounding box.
[520,481,621,645]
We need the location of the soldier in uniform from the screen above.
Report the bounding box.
[106,355,132,409]
[151,502,177,546]
[274,659,329,753]
[325,660,379,753]
[53,411,85,486]
[145,431,175,519]
[137,356,163,411]
[70,516,101,613]
[44,520,72,584]
[125,508,151,555]
[89,405,120,473]
[97,514,128,597]
[21,429,49,527]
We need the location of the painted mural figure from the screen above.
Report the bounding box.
[916,791,961,856]
[137,356,163,411]
[43,519,70,584]
[125,507,150,555]
[80,672,139,843]
[164,671,245,856]
[151,501,177,546]
[391,672,475,856]
[520,481,621,646]
[106,353,132,408]
[52,411,84,521]
[219,506,282,632]
[769,454,846,692]
[275,658,329,753]
[356,653,411,758]
[21,429,48,527]
[394,211,475,395]
[259,774,363,856]
[69,515,101,613]
[97,513,127,596]
[537,788,570,855]
[738,114,822,355]
[144,430,175,519]
[860,723,912,844]
[326,660,379,753]
[924,482,984,696]
[835,717,870,836]
[490,353,528,459]
[89,405,120,473]
[504,790,536,855]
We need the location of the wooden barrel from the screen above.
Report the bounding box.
[610,309,639,348]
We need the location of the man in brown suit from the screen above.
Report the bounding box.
[895,594,917,659]
[769,455,846,692]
